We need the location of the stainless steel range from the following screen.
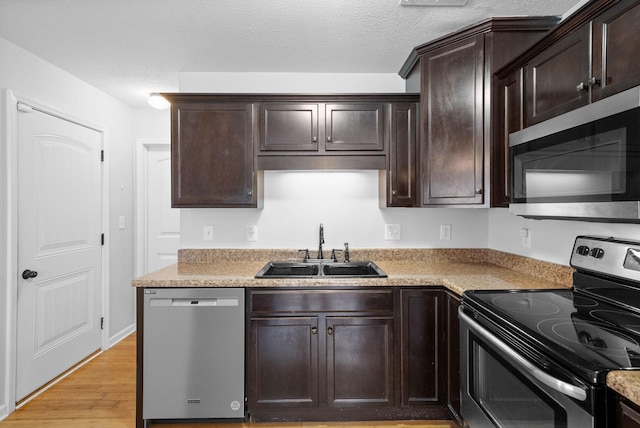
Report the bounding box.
[460,236,640,427]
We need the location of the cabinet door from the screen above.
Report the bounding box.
[326,316,394,407]
[249,317,319,408]
[399,289,443,407]
[260,103,319,151]
[325,103,385,151]
[171,102,256,207]
[616,395,640,428]
[524,24,591,126]
[592,0,640,102]
[387,103,418,207]
[420,35,484,205]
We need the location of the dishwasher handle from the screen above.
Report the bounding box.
[459,308,588,402]
[149,297,239,307]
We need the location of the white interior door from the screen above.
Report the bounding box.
[145,144,180,272]
[16,103,103,401]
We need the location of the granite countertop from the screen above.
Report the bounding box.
[132,259,567,296]
[132,248,574,296]
[608,371,640,407]
[131,247,640,407]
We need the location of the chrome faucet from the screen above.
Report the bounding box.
[318,223,325,260]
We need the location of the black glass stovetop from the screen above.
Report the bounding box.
[463,288,640,384]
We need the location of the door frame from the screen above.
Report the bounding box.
[1,89,110,415]
[135,138,171,277]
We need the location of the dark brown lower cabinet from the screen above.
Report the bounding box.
[247,287,455,422]
[615,393,640,428]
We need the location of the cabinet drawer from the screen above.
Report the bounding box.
[249,289,393,314]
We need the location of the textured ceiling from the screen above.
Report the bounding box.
[0,0,585,108]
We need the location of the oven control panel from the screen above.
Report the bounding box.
[571,236,640,282]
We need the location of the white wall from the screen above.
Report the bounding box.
[181,170,489,250]
[0,37,135,418]
[488,208,640,266]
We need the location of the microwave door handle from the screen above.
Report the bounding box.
[459,310,588,402]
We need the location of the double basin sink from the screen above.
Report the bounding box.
[255,260,387,279]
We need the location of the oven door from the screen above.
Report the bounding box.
[459,309,594,428]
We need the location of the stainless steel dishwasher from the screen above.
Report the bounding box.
[142,288,245,422]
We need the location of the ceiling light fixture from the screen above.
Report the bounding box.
[148,92,170,110]
[399,0,468,6]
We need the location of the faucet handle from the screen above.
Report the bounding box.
[330,249,343,262]
[298,249,310,262]
[344,242,350,262]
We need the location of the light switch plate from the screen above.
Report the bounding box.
[385,224,401,241]
[246,225,258,242]
[440,224,451,240]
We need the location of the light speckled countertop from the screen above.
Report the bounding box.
[131,248,640,407]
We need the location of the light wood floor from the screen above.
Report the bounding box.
[0,334,458,428]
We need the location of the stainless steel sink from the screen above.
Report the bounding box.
[255,262,320,278]
[255,261,387,279]
[321,261,387,278]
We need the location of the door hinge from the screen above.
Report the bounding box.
[101,317,104,330]
[101,150,104,162]
[101,233,105,245]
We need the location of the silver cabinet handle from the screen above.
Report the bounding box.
[327,136,332,143]
[327,326,333,335]
[459,309,587,402]
[576,82,588,92]
[475,188,483,195]
[311,326,317,335]
[588,76,601,87]
[312,136,317,142]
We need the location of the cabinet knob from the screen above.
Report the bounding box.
[391,190,397,196]
[475,188,483,195]
[247,190,253,196]
[327,136,332,143]
[576,82,588,92]
[327,326,333,335]
[311,326,317,335]
[312,136,318,142]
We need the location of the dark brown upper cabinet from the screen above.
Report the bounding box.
[324,103,385,151]
[384,102,419,207]
[512,0,640,126]
[524,24,591,125]
[166,97,260,208]
[259,103,319,151]
[419,34,485,206]
[400,17,560,207]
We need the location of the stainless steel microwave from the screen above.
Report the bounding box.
[509,86,640,222]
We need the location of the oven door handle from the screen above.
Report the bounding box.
[460,309,588,402]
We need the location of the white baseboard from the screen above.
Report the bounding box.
[109,323,135,348]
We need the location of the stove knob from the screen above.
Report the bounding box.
[590,247,605,259]
[576,245,590,256]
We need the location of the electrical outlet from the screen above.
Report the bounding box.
[203,226,214,241]
[440,224,451,240]
[246,225,258,242]
[520,228,531,248]
[385,224,401,241]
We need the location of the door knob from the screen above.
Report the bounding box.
[22,269,38,280]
